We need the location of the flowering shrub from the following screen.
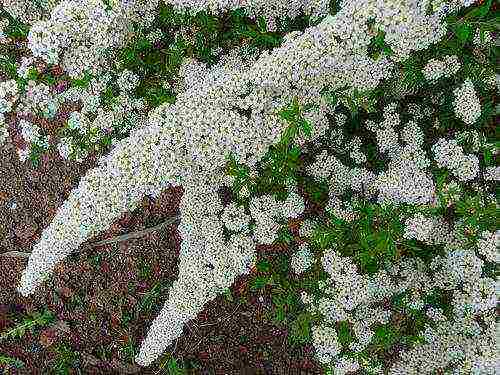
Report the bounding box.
[0,0,498,372]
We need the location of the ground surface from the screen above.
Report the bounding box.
[0,121,322,374]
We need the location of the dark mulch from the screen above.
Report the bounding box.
[0,121,322,374]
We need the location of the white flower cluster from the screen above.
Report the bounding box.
[28,0,158,77]
[452,79,482,125]
[403,213,435,242]
[376,144,435,206]
[117,69,140,93]
[422,55,461,81]
[0,79,18,146]
[309,231,497,373]
[348,137,366,164]
[476,231,498,263]
[281,189,306,219]
[17,119,50,160]
[246,189,306,244]
[325,195,357,222]
[290,243,314,274]
[0,125,7,147]
[166,0,331,31]
[2,0,57,24]
[249,194,283,244]
[400,120,425,147]
[389,242,497,373]
[0,19,9,43]
[16,80,59,120]
[221,202,251,232]
[299,218,316,238]
[137,172,257,365]
[307,150,337,180]
[483,166,500,181]
[312,324,341,364]
[332,0,449,61]
[52,72,148,161]
[432,138,479,181]
[473,29,493,47]
[309,106,436,207]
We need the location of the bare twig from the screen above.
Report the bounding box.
[0,251,30,258]
[198,302,242,327]
[84,215,181,248]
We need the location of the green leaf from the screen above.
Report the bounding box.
[300,118,312,137]
[250,275,270,291]
[0,354,25,368]
[274,304,286,323]
[337,321,355,346]
[288,312,313,346]
[256,259,271,273]
[464,0,493,20]
[454,22,473,44]
[288,145,301,160]
[165,355,186,375]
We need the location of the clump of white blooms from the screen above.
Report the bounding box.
[403,213,435,242]
[248,194,283,245]
[452,79,482,125]
[2,0,58,24]
[432,138,480,181]
[57,137,74,160]
[0,79,19,147]
[27,0,158,77]
[483,166,500,181]
[422,55,461,81]
[167,0,331,31]
[280,189,306,219]
[312,324,341,364]
[117,69,140,93]
[0,122,8,146]
[473,29,493,46]
[290,243,314,274]
[221,202,251,232]
[299,218,316,238]
[476,231,497,263]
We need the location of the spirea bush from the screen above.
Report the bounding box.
[0,0,498,372]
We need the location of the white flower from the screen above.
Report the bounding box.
[17,147,31,162]
[476,231,498,263]
[312,324,341,364]
[404,213,435,242]
[453,79,481,125]
[117,69,140,93]
[290,243,314,274]
[57,137,74,160]
[0,125,8,146]
[281,190,305,219]
[453,154,479,182]
[67,111,88,133]
[19,119,41,144]
[221,202,251,232]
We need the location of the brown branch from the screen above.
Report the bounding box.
[0,251,30,258]
[84,215,181,248]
